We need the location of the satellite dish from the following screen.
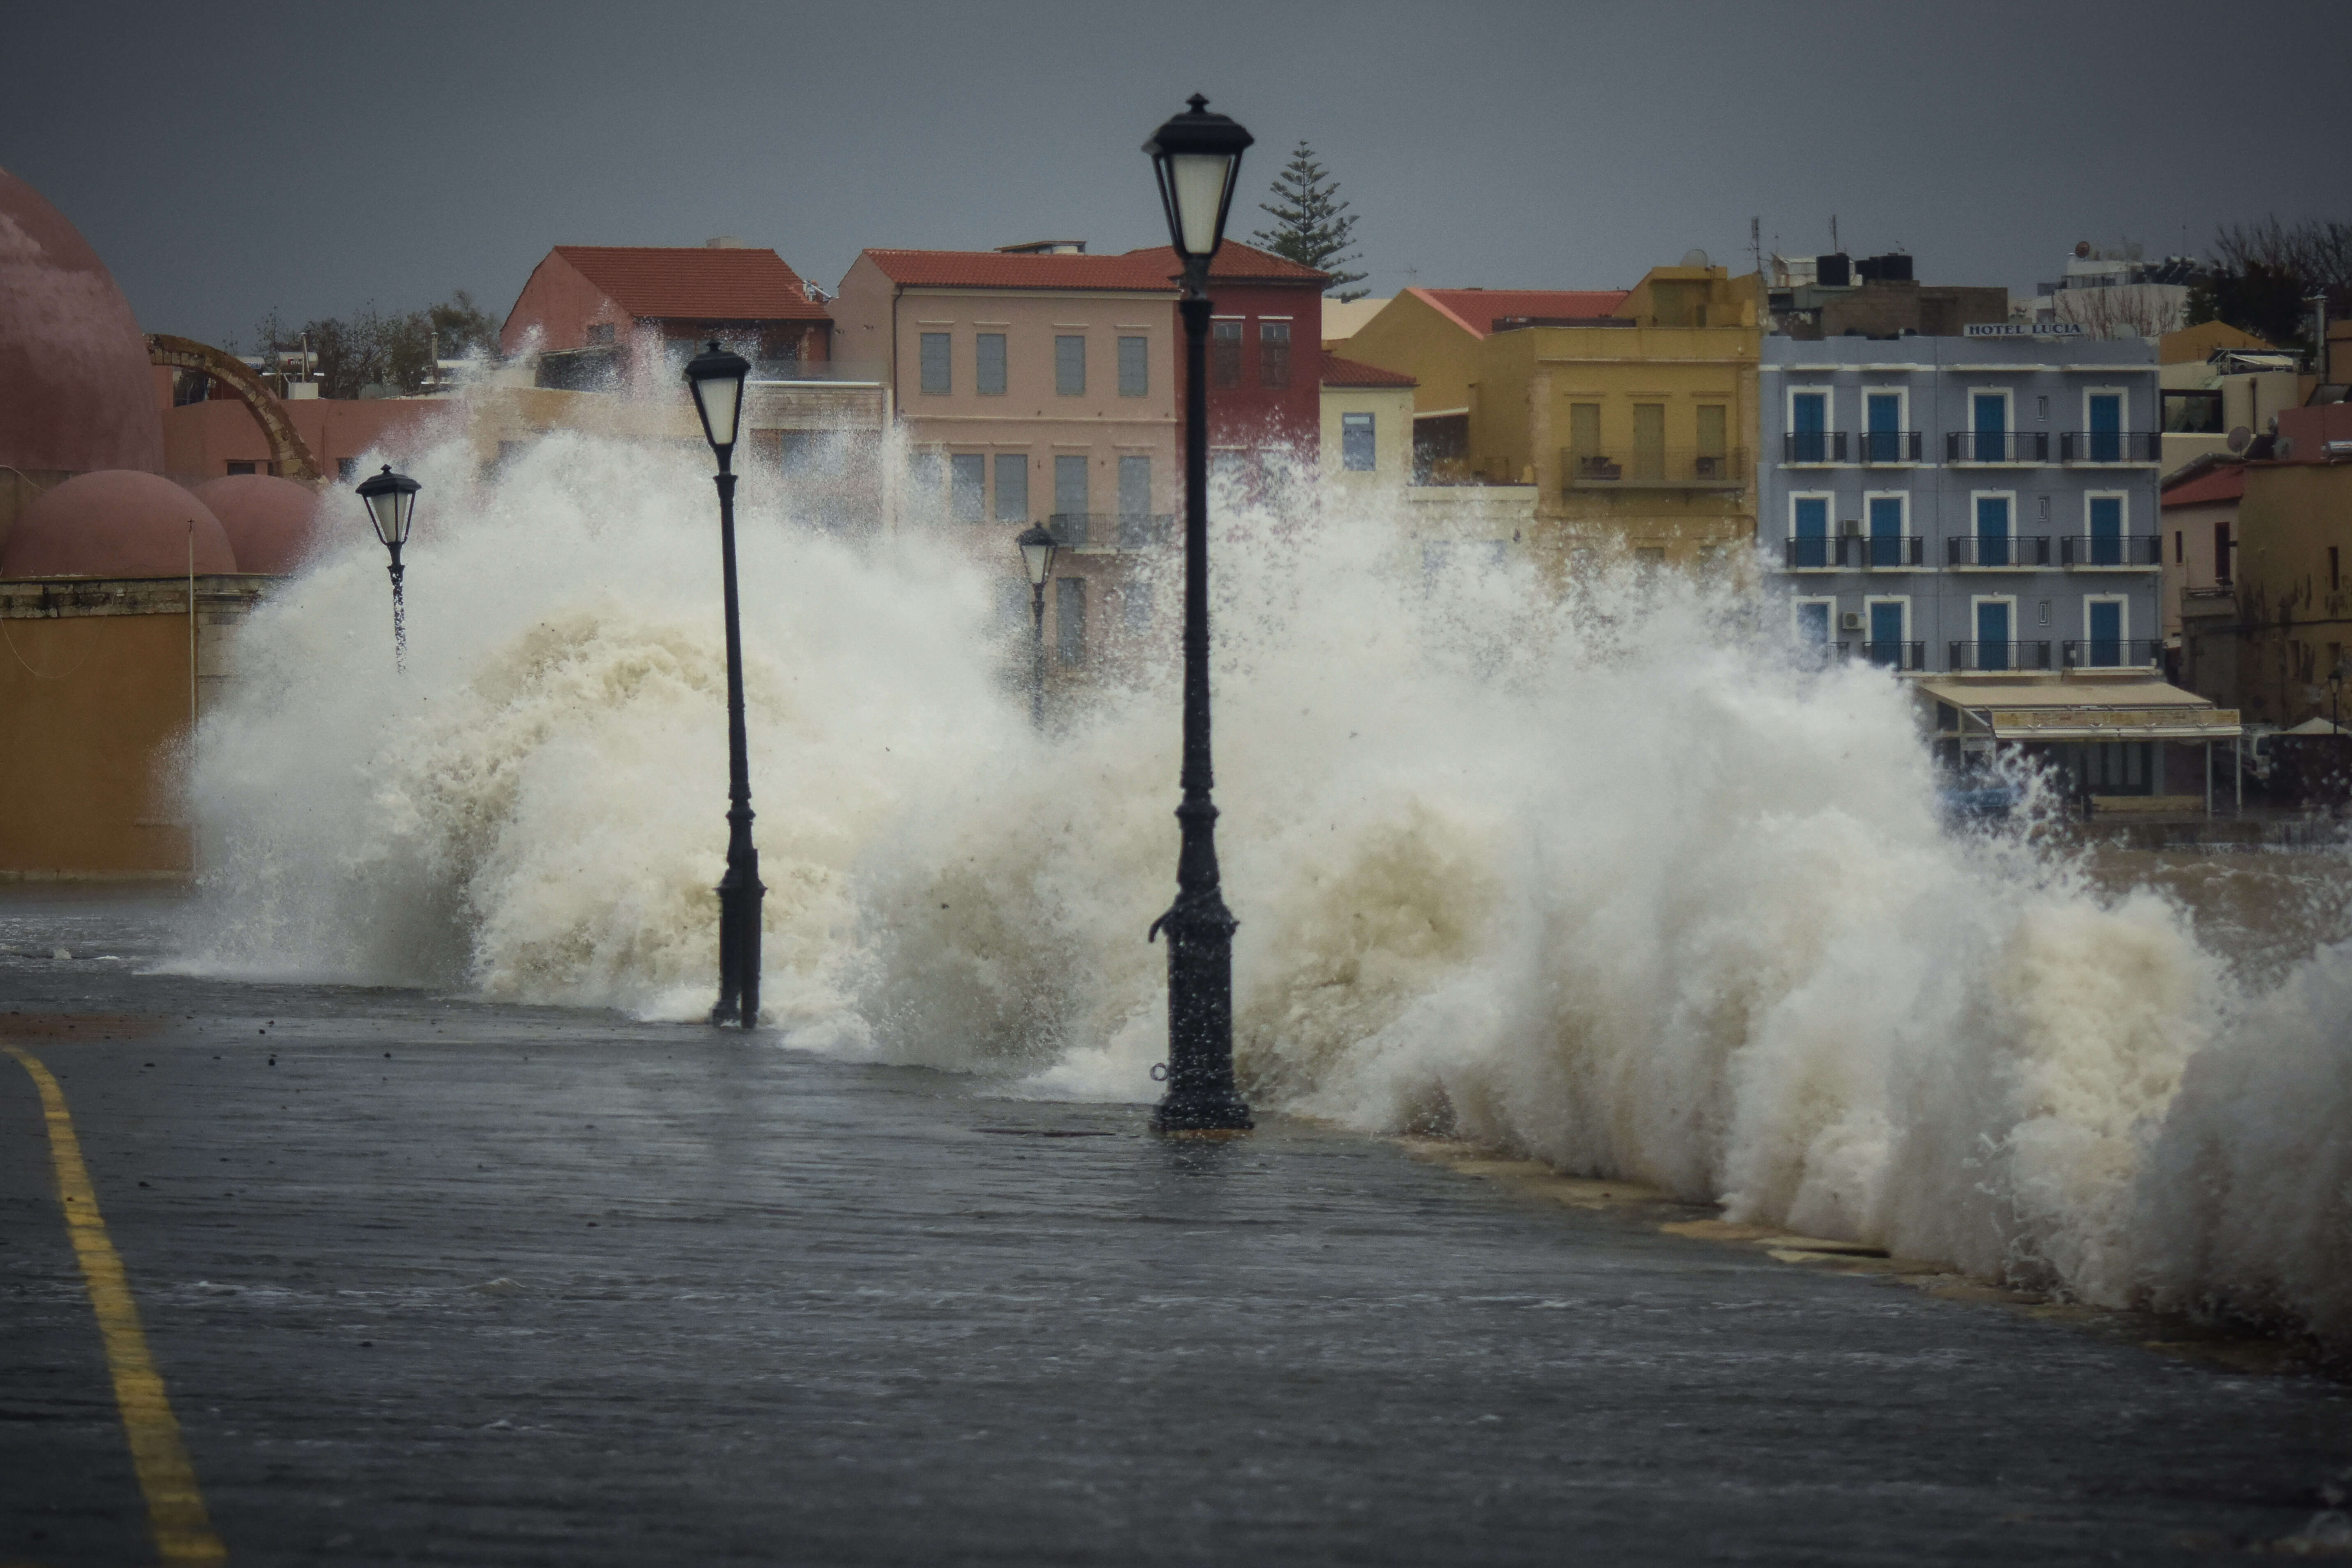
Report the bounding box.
[1681,249,1710,268]
[2227,426,2253,454]
[2074,240,2093,259]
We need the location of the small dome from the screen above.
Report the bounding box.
[0,166,164,475]
[1,471,235,578]
[191,474,322,575]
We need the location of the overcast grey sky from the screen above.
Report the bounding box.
[7,0,2348,349]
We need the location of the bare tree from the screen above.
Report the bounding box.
[2053,281,2189,339]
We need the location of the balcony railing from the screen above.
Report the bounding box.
[1947,640,2055,672]
[2058,430,2163,464]
[1945,431,2051,464]
[1856,429,1924,464]
[1782,431,1846,464]
[1048,512,1174,549]
[1563,448,1747,489]
[1781,535,1923,569]
[1860,640,1927,671]
[1946,535,2053,568]
[2058,533,2162,567]
[2062,638,2162,668]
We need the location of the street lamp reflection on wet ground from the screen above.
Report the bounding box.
[1016,524,1058,729]
[1141,94,1255,1136]
[685,340,764,1029]
[355,464,419,672]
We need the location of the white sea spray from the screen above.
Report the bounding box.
[177,427,2352,1349]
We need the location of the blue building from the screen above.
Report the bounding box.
[1761,330,2161,677]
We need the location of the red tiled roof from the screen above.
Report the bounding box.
[1410,287,1631,338]
[860,249,1177,292]
[2163,464,2246,507]
[1322,354,1417,388]
[552,246,829,322]
[1118,240,1329,284]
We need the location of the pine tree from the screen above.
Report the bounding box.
[1250,142,1369,301]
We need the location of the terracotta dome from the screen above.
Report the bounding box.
[0,166,164,476]
[190,474,322,575]
[0,471,236,578]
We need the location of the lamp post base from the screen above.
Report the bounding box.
[1149,1092,1255,1135]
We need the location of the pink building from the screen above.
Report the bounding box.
[502,243,833,394]
[831,244,1185,665]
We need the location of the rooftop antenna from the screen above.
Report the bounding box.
[1750,216,1761,276]
[1830,214,1839,253]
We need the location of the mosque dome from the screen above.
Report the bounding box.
[190,474,322,575]
[0,165,165,476]
[0,471,236,578]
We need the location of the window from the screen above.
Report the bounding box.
[2085,597,2128,665]
[1863,389,1905,462]
[2035,395,2049,422]
[1122,580,1153,632]
[585,322,614,346]
[1118,336,1147,398]
[1793,599,1834,645]
[2087,493,2126,566]
[1970,390,2010,462]
[993,452,1028,522]
[1211,320,1242,388]
[1055,335,1085,396]
[1118,456,1153,547]
[1632,403,1665,481]
[1341,412,1375,471]
[1866,598,1910,668]
[950,454,985,523]
[2332,546,2340,592]
[1259,322,1291,389]
[2216,523,2233,584]
[1568,403,1602,477]
[2175,530,2184,565]
[1788,389,1830,463]
[1866,492,1907,567]
[919,332,950,395]
[2085,390,2124,462]
[976,334,1006,396]
[227,460,258,475]
[1056,576,1086,665]
[1696,404,1727,458]
[1975,493,2012,567]
[1790,493,1831,568]
[1053,454,1089,543]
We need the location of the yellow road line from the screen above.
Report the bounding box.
[4,1044,227,1566]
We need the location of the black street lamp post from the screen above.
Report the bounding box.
[355,465,420,671]
[685,340,765,1029]
[1142,95,1254,1135]
[1016,524,1059,728]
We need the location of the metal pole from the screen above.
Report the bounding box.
[1031,578,1048,730]
[387,544,405,675]
[709,457,764,1028]
[1147,277,1251,1135]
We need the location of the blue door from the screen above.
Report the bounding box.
[1977,600,2011,670]
[1869,495,1905,567]
[1792,392,1827,464]
[1865,391,1901,463]
[1976,495,2011,568]
[1794,495,1828,568]
[1973,393,2007,463]
[1795,601,1831,647]
[2088,600,2122,666]
[2089,495,2123,566]
[1869,602,1906,667]
[2089,392,2122,463]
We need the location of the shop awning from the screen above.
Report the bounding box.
[1919,677,2242,741]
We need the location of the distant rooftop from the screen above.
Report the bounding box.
[550,246,830,322]
[1409,288,1632,338]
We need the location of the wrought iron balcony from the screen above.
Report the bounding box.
[1860,640,1927,671]
[2058,430,2163,464]
[2062,638,2162,668]
[1946,535,2053,568]
[1947,640,2054,672]
[1781,431,1846,465]
[1047,512,1175,549]
[1944,431,2051,464]
[2058,533,2162,567]
[1562,448,1747,489]
[1780,535,1922,569]
[1855,429,1924,464]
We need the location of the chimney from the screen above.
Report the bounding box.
[704,236,745,249]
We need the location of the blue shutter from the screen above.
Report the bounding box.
[2088,600,2122,665]
[1870,602,1906,666]
[2090,495,2123,565]
[1795,602,1830,644]
[1792,392,1827,463]
[1793,496,1828,568]
[1976,495,2010,567]
[1977,601,2011,669]
[1865,392,1900,462]
[1973,393,2005,462]
[1869,495,1904,567]
[2089,393,2121,463]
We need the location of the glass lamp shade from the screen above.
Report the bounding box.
[684,339,752,453]
[1016,524,1059,587]
[354,464,421,548]
[1143,95,1253,265]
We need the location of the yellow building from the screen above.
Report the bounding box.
[1318,356,1417,497]
[1342,266,1762,573]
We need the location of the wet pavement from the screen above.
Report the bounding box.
[3,891,2348,1566]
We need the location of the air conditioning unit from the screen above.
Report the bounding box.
[1839,518,1863,536]
[1839,611,1865,631]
